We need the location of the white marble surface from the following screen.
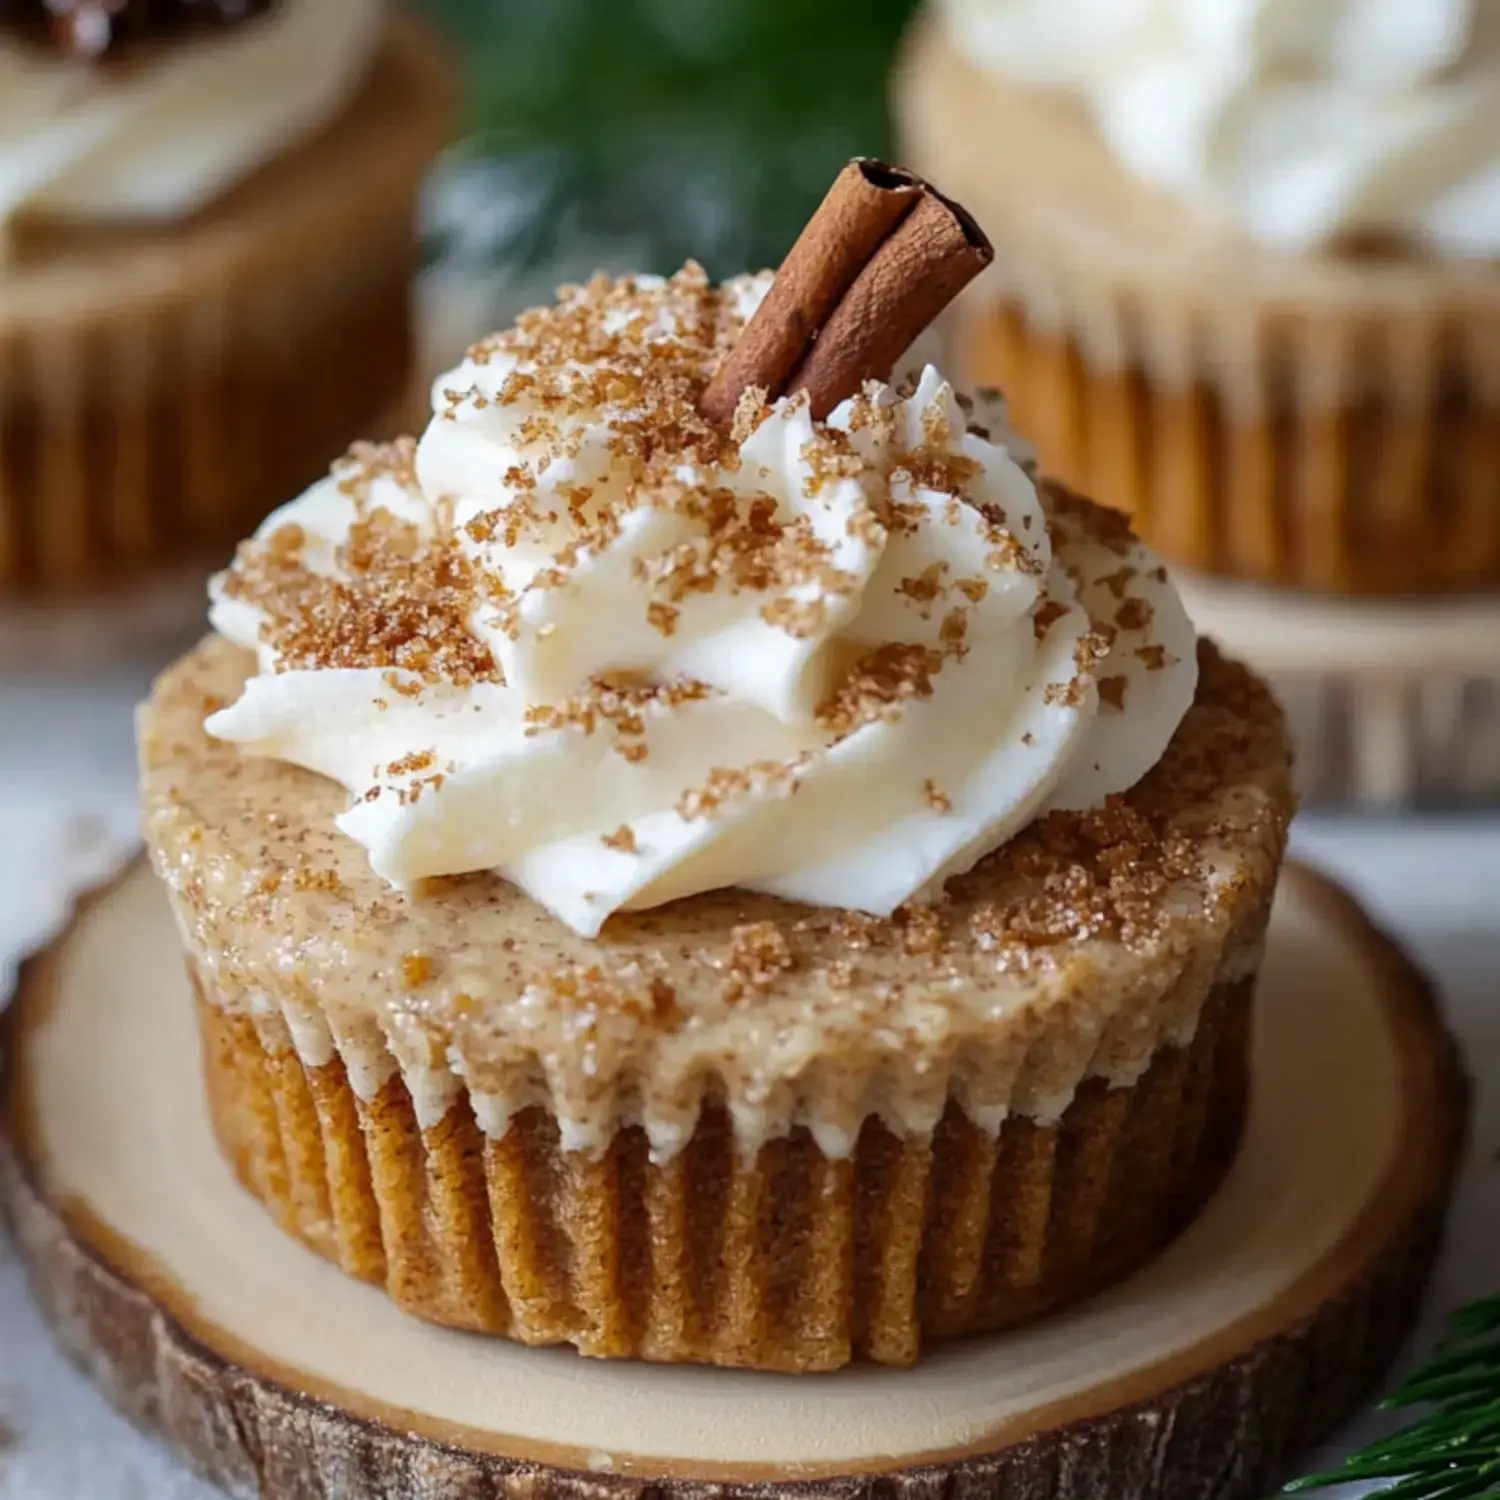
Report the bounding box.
[0,664,1495,1498]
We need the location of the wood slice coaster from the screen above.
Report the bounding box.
[1176,572,1500,808]
[0,861,1468,1500]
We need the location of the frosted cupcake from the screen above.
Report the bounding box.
[0,0,449,595]
[898,0,1500,594]
[140,168,1294,1370]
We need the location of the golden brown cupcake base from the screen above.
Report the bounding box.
[0,13,450,596]
[140,625,1292,1371]
[967,306,1500,595]
[199,965,1251,1371]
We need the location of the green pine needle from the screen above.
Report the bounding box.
[412,0,919,280]
[1286,1297,1500,1499]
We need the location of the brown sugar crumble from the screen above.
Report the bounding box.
[677,759,803,820]
[402,952,437,988]
[601,825,639,855]
[896,902,948,956]
[923,778,952,813]
[526,678,711,762]
[815,642,947,738]
[1098,676,1129,711]
[1032,598,1070,641]
[723,921,795,1001]
[221,495,500,689]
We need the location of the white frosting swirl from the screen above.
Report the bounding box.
[940,0,1500,256]
[0,0,382,239]
[207,269,1197,937]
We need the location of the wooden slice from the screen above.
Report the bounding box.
[0,861,1468,1500]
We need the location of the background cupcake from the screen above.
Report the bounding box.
[897,0,1500,597]
[0,0,451,595]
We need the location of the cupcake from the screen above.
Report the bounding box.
[896,1,1500,595]
[140,167,1294,1370]
[0,0,450,595]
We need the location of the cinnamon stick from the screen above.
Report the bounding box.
[699,159,923,426]
[787,189,993,419]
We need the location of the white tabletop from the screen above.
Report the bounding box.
[0,666,1496,1499]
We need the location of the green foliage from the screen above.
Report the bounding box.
[1287,1298,1500,1499]
[413,0,919,279]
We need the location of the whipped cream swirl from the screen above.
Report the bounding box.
[0,0,381,240]
[940,0,1500,256]
[208,267,1197,937]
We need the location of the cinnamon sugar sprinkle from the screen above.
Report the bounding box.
[218,267,1043,741]
[722,921,796,1003]
[221,444,499,689]
[677,760,805,821]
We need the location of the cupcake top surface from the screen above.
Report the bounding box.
[0,0,381,239]
[204,265,1201,939]
[143,625,1290,1153]
[937,0,1500,258]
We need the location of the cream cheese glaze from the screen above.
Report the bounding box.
[0,0,382,240]
[939,0,1500,256]
[207,266,1197,938]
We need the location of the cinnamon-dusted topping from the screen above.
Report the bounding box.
[815,642,946,737]
[386,750,435,779]
[601,826,639,855]
[221,501,500,688]
[456,263,729,476]
[1098,676,1129,711]
[722,921,795,1002]
[1044,677,1089,709]
[677,760,803,821]
[646,601,680,637]
[896,902,948,956]
[1032,598,1071,640]
[923,778,952,813]
[898,563,950,615]
[337,437,421,507]
[524,678,711,762]
[206,241,1203,945]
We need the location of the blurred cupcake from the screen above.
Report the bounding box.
[0,1,450,595]
[141,246,1293,1369]
[897,1,1500,594]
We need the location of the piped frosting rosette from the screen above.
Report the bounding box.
[207,266,1197,938]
